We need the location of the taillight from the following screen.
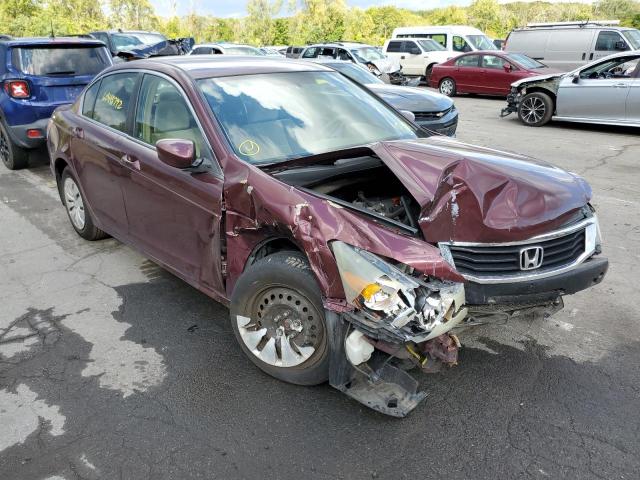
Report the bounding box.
[4,80,30,99]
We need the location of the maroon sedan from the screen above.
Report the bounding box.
[430,51,561,96]
[47,57,607,416]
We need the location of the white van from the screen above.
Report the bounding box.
[505,21,640,71]
[391,26,498,53]
[383,38,456,79]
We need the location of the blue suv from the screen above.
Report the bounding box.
[0,37,112,169]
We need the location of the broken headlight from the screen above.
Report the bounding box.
[331,241,467,338]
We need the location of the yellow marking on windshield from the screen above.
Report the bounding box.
[239,139,260,156]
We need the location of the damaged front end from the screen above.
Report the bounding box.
[501,74,562,118]
[328,241,467,417]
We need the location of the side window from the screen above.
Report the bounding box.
[402,41,419,53]
[386,41,402,53]
[453,36,471,52]
[134,75,207,158]
[455,55,480,67]
[595,31,626,51]
[82,80,101,118]
[192,47,212,55]
[92,32,109,48]
[302,47,318,58]
[429,34,447,47]
[338,49,351,61]
[482,55,507,69]
[93,73,138,133]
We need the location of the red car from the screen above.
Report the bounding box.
[47,57,606,416]
[430,51,561,96]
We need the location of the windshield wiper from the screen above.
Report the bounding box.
[45,71,76,75]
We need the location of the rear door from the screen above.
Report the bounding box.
[70,72,139,237]
[117,73,225,293]
[452,54,481,92]
[10,43,112,113]
[384,40,404,69]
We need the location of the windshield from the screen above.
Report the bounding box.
[417,39,446,52]
[224,46,265,56]
[350,47,386,63]
[11,46,111,76]
[507,53,545,69]
[327,62,383,85]
[623,30,640,49]
[198,71,418,164]
[111,33,166,50]
[467,35,498,50]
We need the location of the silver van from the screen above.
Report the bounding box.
[505,21,640,71]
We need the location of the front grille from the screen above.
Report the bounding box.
[413,107,452,121]
[448,228,586,276]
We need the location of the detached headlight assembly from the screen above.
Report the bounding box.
[331,241,467,338]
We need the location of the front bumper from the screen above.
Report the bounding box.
[500,89,520,117]
[465,256,608,306]
[416,109,458,137]
[6,118,50,149]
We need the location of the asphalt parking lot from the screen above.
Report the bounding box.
[1,94,639,480]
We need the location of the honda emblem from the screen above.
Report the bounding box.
[520,246,544,270]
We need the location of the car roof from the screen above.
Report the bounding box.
[108,55,333,79]
[194,43,259,49]
[306,42,374,49]
[0,36,106,47]
[92,30,164,35]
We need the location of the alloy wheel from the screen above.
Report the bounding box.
[237,286,324,368]
[520,96,546,124]
[63,176,86,230]
[440,79,454,96]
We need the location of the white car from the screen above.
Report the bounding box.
[189,43,265,56]
[383,38,457,80]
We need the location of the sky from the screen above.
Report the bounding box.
[151,0,595,18]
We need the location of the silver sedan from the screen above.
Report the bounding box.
[502,50,640,127]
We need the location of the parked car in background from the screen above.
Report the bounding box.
[502,50,640,127]
[505,21,640,71]
[189,43,265,56]
[430,50,561,97]
[383,38,456,82]
[88,30,192,59]
[0,36,112,170]
[301,42,405,84]
[392,26,498,53]
[0,35,11,41]
[493,39,505,49]
[317,60,458,136]
[285,46,304,58]
[48,56,607,416]
[260,46,286,56]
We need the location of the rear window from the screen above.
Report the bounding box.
[11,45,111,76]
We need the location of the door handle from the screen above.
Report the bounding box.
[120,154,140,170]
[400,55,405,59]
[613,83,629,88]
[581,52,586,60]
[589,53,594,60]
[71,127,84,139]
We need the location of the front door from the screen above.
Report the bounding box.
[627,77,640,123]
[557,55,640,121]
[118,73,225,294]
[70,72,140,237]
[480,54,517,95]
[400,40,423,75]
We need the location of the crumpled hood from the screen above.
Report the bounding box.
[370,57,401,74]
[368,84,453,112]
[511,72,564,88]
[371,137,592,243]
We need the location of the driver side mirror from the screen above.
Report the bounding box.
[156,139,196,169]
[571,73,580,84]
[503,63,512,72]
[615,41,628,51]
[409,47,421,55]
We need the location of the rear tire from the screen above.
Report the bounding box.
[424,65,434,85]
[439,77,456,97]
[230,251,329,386]
[518,91,553,127]
[0,121,28,170]
[60,168,108,241]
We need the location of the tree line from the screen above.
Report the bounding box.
[1,0,639,46]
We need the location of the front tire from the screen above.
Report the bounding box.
[0,121,28,170]
[230,251,329,386]
[439,77,456,97]
[518,91,553,127]
[60,168,108,241]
